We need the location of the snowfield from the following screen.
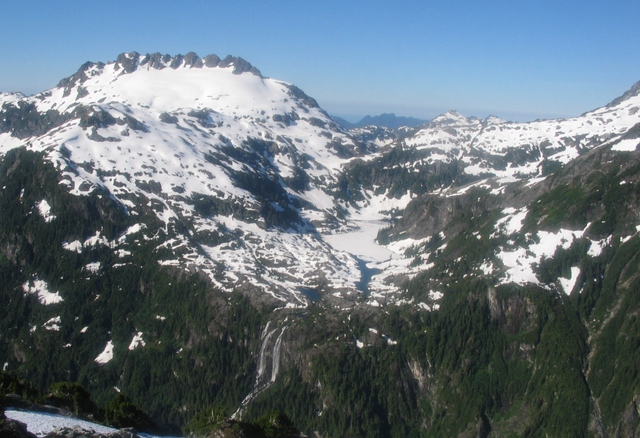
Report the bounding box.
[1,51,640,308]
[5,409,180,437]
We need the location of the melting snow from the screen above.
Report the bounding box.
[128,332,145,350]
[5,410,117,436]
[493,207,528,236]
[94,340,114,365]
[62,240,83,253]
[43,316,61,331]
[588,237,611,257]
[36,200,56,222]
[22,279,63,305]
[611,138,639,151]
[83,262,101,273]
[5,409,180,438]
[559,267,581,295]
[497,226,587,286]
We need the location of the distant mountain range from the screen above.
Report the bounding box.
[331,113,427,130]
[2,51,640,438]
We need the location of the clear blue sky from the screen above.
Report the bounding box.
[1,0,639,122]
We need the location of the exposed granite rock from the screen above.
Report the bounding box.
[114,52,140,74]
[607,80,640,108]
[0,102,72,139]
[76,106,117,130]
[60,52,261,79]
[57,61,105,93]
[139,52,169,70]
[159,112,178,124]
[203,54,221,67]
[183,52,203,68]
[218,55,262,76]
[281,84,319,109]
[169,54,184,69]
[43,425,137,438]
[0,417,37,438]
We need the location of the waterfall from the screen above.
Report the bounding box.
[232,325,286,419]
[270,328,286,382]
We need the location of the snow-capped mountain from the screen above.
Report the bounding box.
[3,52,640,438]
[0,51,376,307]
[2,52,640,309]
[401,92,640,179]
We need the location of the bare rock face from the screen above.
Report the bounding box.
[0,409,37,438]
[43,425,138,438]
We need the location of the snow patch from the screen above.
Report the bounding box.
[83,262,101,273]
[128,332,145,350]
[43,316,61,331]
[559,267,581,295]
[62,240,83,253]
[611,138,639,151]
[36,200,56,222]
[493,207,528,237]
[22,279,63,305]
[588,237,611,257]
[5,410,117,437]
[497,226,587,286]
[95,340,114,364]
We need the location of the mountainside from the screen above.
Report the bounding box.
[2,52,640,438]
[332,113,426,130]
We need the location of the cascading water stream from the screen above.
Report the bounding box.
[232,324,287,419]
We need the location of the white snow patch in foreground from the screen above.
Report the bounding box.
[5,409,181,437]
[5,409,117,436]
[559,267,581,295]
[95,340,114,364]
[22,280,63,305]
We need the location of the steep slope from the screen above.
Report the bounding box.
[0,51,373,307]
[2,53,640,438]
[337,84,640,303]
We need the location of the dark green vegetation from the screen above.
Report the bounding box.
[1,145,640,438]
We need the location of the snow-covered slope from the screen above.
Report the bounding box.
[0,52,372,306]
[403,86,640,179]
[2,52,640,309]
[5,409,178,437]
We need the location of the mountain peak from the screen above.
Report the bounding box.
[606,79,640,108]
[114,51,262,77]
[427,110,470,127]
[333,113,426,130]
[56,51,263,91]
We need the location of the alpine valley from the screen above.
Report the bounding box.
[2,51,640,438]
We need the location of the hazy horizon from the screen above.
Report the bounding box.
[2,0,639,124]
